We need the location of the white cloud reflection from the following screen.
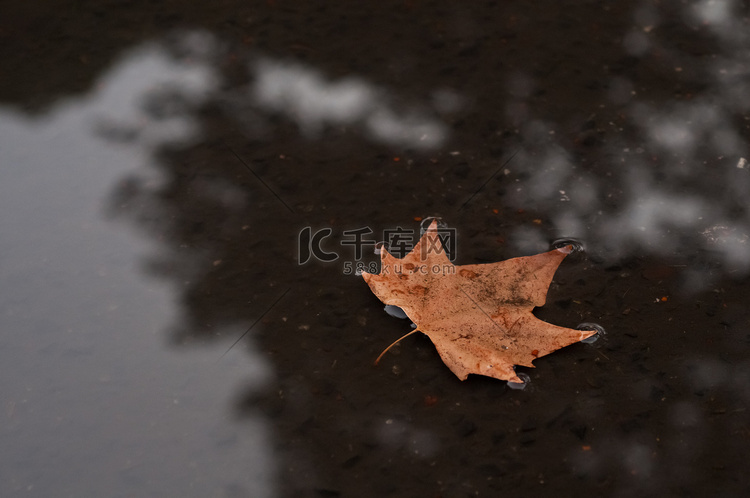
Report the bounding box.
[503,4,750,283]
[0,31,277,497]
[692,0,734,27]
[251,58,447,149]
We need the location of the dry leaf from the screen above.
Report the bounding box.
[362,220,594,383]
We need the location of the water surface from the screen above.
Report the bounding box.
[1,1,749,496]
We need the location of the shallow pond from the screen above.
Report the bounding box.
[1,1,749,496]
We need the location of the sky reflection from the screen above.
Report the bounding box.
[500,1,750,282]
[0,36,275,497]
[1,1,749,493]
[251,58,448,149]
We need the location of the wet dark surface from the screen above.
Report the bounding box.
[1,1,750,496]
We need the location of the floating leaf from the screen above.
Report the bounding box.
[363,221,594,382]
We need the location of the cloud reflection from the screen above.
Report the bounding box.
[251,58,447,149]
[501,3,750,283]
[0,30,282,497]
[692,0,734,29]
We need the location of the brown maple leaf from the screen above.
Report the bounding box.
[362,220,595,383]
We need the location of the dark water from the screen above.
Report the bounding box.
[1,1,749,496]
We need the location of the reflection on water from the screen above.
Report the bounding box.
[0,35,276,497]
[1,26,459,496]
[500,1,750,283]
[1,0,749,495]
[251,59,447,149]
[91,34,219,147]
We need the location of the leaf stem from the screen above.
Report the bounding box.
[374,329,420,365]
